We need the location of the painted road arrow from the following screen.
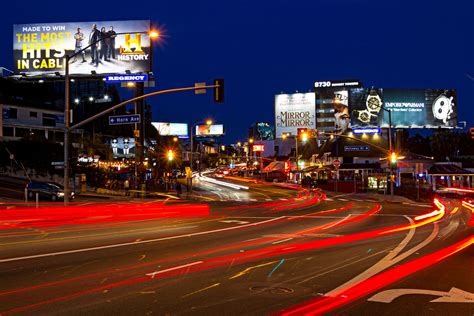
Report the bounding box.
[368,287,474,303]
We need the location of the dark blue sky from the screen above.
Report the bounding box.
[1,0,473,142]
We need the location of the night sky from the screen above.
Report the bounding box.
[1,0,473,142]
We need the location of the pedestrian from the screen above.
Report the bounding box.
[124,179,130,196]
[176,182,182,197]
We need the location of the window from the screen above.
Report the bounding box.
[9,108,17,119]
[3,127,13,136]
[30,111,37,118]
[43,114,56,127]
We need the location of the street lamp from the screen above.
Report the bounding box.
[63,29,158,204]
[190,119,213,169]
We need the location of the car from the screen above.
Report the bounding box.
[26,181,75,201]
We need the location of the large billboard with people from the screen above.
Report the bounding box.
[275,93,316,137]
[350,88,457,128]
[13,20,151,76]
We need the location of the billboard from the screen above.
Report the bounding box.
[110,137,135,158]
[151,122,188,138]
[350,88,457,128]
[195,124,224,136]
[275,93,316,137]
[13,20,151,76]
[314,80,361,134]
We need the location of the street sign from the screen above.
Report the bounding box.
[109,114,141,125]
[333,159,341,168]
[195,82,206,94]
[105,74,148,83]
[344,145,370,152]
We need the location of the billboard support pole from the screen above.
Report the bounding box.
[64,55,70,205]
[386,108,394,199]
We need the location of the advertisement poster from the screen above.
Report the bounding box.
[350,88,457,128]
[195,124,224,136]
[151,122,188,137]
[255,122,275,140]
[13,20,151,75]
[275,93,316,137]
[110,137,135,158]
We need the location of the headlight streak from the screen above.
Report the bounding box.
[0,200,452,314]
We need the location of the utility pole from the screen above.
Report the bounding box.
[64,55,71,204]
[134,82,145,192]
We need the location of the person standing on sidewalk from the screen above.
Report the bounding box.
[176,182,182,198]
[124,179,130,196]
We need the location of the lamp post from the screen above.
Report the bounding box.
[381,107,393,198]
[63,30,158,204]
[190,119,212,170]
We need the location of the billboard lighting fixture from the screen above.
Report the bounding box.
[88,96,94,102]
[70,78,75,82]
[353,128,381,134]
[125,70,131,74]
[38,79,44,83]
[91,70,97,75]
[74,98,80,104]
[104,95,109,100]
[149,31,159,38]
[373,133,379,140]
[54,72,61,76]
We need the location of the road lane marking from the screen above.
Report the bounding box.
[0,217,285,263]
[272,238,294,245]
[229,260,278,279]
[182,282,221,298]
[220,220,249,225]
[325,217,439,298]
[368,287,474,303]
[146,261,203,278]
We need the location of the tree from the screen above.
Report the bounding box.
[430,130,460,161]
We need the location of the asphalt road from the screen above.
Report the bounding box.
[0,177,472,315]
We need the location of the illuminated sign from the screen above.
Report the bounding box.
[13,20,151,76]
[195,124,224,136]
[350,88,457,129]
[105,74,148,82]
[252,144,265,152]
[151,122,188,137]
[275,93,316,137]
[314,80,362,88]
[352,128,381,134]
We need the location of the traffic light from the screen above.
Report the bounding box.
[213,79,224,103]
[470,127,474,140]
[390,151,397,169]
[297,128,308,142]
[167,149,174,161]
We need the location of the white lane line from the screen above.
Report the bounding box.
[265,199,273,201]
[272,237,294,245]
[279,198,288,201]
[249,199,258,202]
[0,216,285,263]
[325,218,439,298]
[325,198,334,201]
[146,261,203,278]
[338,198,349,201]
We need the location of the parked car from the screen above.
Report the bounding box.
[26,181,75,201]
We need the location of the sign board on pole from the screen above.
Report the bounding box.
[105,74,148,82]
[109,114,140,125]
[252,144,265,152]
[194,82,206,94]
[333,159,341,169]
